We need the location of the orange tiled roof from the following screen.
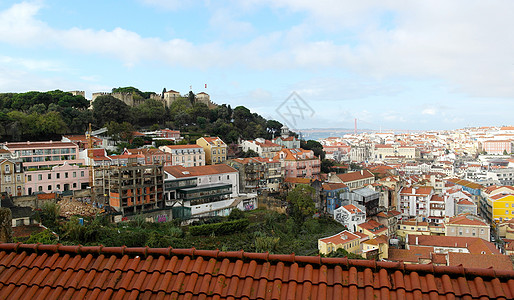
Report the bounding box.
[319,230,360,245]
[336,170,374,183]
[322,182,348,191]
[1,244,514,299]
[448,252,514,270]
[447,214,487,226]
[407,235,500,254]
[284,177,312,184]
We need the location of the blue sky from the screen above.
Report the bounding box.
[1,0,513,131]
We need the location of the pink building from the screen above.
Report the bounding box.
[274,148,320,178]
[24,162,89,195]
[3,141,83,170]
[482,140,512,155]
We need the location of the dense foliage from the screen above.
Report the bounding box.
[32,207,347,256]
[0,87,283,144]
[0,90,91,140]
[189,218,250,236]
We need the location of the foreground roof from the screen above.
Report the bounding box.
[0,243,514,299]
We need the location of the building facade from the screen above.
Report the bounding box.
[94,164,164,215]
[25,162,89,195]
[196,137,227,165]
[3,141,82,170]
[159,145,205,167]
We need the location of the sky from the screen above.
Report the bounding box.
[0,0,513,131]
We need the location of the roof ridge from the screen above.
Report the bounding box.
[2,243,513,279]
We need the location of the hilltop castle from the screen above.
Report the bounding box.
[91,89,218,109]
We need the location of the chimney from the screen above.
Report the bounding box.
[360,170,363,175]
[415,236,418,245]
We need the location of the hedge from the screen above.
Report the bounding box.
[189,218,250,236]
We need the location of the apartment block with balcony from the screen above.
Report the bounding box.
[164,164,256,217]
[94,164,164,215]
[226,157,282,193]
[196,137,227,165]
[3,141,82,170]
[398,186,434,218]
[274,148,320,178]
[159,145,205,167]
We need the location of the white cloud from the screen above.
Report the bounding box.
[1,0,514,100]
[422,108,436,115]
[0,55,65,71]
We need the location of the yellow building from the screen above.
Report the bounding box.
[480,185,514,222]
[488,193,514,222]
[361,235,389,260]
[196,137,227,165]
[396,219,445,240]
[0,158,24,196]
[318,230,361,256]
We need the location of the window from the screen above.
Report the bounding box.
[507,210,510,214]
[65,172,69,178]
[5,175,11,183]
[507,203,510,207]
[27,175,32,181]
[38,186,43,192]
[56,184,60,190]
[73,172,76,178]
[4,165,9,173]
[16,175,20,182]
[48,174,51,180]
[38,174,42,181]
[56,173,60,179]
[48,185,51,191]
[73,183,77,188]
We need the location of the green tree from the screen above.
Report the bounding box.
[92,95,132,127]
[106,121,134,143]
[301,140,325,159]
[188,91,195,104]
[25,229,58,244]
[321,159,335,173]
[133,99,166,126]
[286,184,316,228]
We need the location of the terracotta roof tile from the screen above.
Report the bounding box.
[0,243,513,299]
[448,253,514,270]
[336,170,374,183]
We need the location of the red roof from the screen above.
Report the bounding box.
[319,230,360,244]
[448,252,514,270]
[0,243,513,299]
[336,170,374,183]
[164,164,237,178]
[322,182,348,191]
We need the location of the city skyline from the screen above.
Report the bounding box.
[1,1,513,131]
